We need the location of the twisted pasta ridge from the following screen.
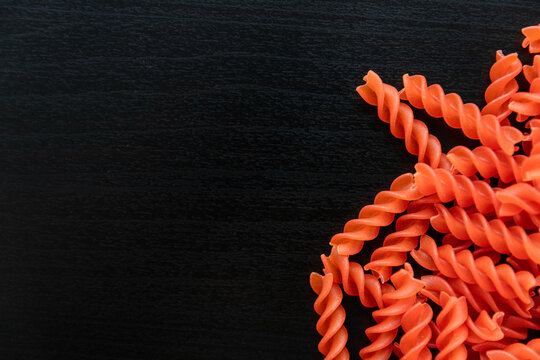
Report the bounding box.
[310,272,349,360]
[522,153,540,181]
[411,235,536,303]
[399,74,523,154]
[321,247,386,309]
[431,204,540,265]
[496,182,540,217]
[435,292,468,360]
[522,23,540,53]
[446,145,525,183]
[522,120,540,181]
[523,55,540,84]
[466,311,504,344]
[420,275,456,304]
[360,265,424,360]
[399,302,433,360]
[482,51,522,123]
[356,70,445,167]
[330,173,422,256]
[414,163,499,214]
[487,339,540,360]
[364,195,438,282]
[508,78,540,117]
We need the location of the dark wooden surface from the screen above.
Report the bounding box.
[2,1,540,359]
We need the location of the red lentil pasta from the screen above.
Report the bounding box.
[310,24,540,360]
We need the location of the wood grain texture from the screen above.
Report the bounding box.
[1,1,540,359]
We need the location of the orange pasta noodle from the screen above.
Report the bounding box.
[521,119,540,181]
[321,247,386,309]
[330,173,422,256]
[523,56,540,85]
[441,234,473,252]
[508,78,540,117]
[510,211,540,231]
[446,145,526,184]
[399,302,433,360]
[520,57,540,126]
[359,265,424,360]
[419,275,456,305]
[466,311,504,344]
[364,195,439,282]
[414,163,499,214]
[434,293,468,360]
[507,257,540,278]
[423,278,518,335]
[499,315,540,340]
[471,246,501,263]
[399,74,522,155]
[472,339,517,353]
[522,24,540,53]
[496,182,540,217]
[309,23,540,360]
[482,51,522,124]
[411,235,536,303]
[310,272,349,360]
[423,275,533,320]
[486,339,540,360]
[356,70,447,168]
[431,204,540,265]
[444,277,497,313]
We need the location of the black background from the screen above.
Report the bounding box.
[2,1,540,359]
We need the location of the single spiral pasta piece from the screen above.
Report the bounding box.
[431,204,540,265]
[496,182,540,217]
[356,70,446,168]
[360,265,424,360]
[435,292,468,360]
[399,302,433,360]
[522,23,540,53]
[310,272,349,360]
[411,235,536,303]
[414,163,499,214]
[330,173,422,256]
[364,195,439,282]
[446,145,525,183]
[482,51,522,123]
[321,247,386,309]
[399,74,523,154]
[486,339,540,360]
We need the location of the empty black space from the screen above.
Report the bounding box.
[2,1,540,359]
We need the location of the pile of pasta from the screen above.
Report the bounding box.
[310,24,540,360]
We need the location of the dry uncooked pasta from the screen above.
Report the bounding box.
[310,24,540,360]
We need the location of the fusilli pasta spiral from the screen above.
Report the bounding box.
[310,23,540,360]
